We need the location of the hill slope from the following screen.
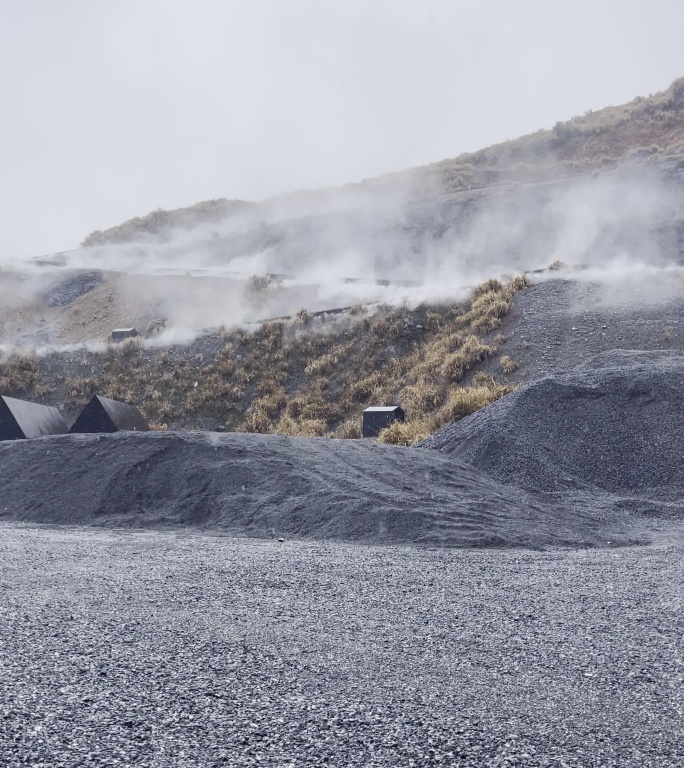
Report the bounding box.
[0,276,529,437]
[81,77,684,247]
[1,78,684,446]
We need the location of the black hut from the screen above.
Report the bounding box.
[362,405,405,438]
[0,396,68,441]
[70,395,149,434]
[111,328,139,342]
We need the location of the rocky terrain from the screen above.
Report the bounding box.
[0,525,681,767]
[422,349,684,500]
[484,271,684,383]
[0,428,648,550]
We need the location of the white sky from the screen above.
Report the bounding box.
[1,0,682,256]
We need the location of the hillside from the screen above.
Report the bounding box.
[81,77,684,247]
[0,276,529,439]
[1,76,684,446]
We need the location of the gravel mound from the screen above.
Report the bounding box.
[43,271,104,307]
[0,430,637,549]
[486,276,684,384]
[422,350,684,503]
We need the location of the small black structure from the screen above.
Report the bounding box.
[0,396,68,441]
[111,328,139,342]
[70,395,149,434]
[362,405,405,438]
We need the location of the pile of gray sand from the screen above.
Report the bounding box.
[0,429,631,549]
[421,349,684,506]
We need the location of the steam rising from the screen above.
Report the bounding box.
[1,158,683,355]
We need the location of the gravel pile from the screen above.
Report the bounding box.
[422,350,684,507]
[1,524,681,767]
[488,275,684,384]
[0,430,631,549]
[43,271,104,308]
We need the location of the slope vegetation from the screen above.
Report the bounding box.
[0,276,529,438]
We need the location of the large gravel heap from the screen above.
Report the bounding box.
[422,349,684,504]
[0,428,637,549]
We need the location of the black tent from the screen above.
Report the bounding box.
[69,395,149,434]
[0,396,68,441]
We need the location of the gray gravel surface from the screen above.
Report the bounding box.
[0,430,637,549]
[493,275,684,383]
[422,349,684,506]
[0,524,682,767]
[42,271,104,308]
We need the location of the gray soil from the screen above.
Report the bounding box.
[42,271,104,308]
[0,430,640,549]
[1,524,681,767]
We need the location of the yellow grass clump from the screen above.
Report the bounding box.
[500,355,519,373]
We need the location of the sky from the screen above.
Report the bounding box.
[1,0,682,257]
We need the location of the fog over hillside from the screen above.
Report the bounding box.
[2,0,683,257]
[1,148,683,353]
[2,2,683,352]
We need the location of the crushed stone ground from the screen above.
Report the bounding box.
[0,524,681,768]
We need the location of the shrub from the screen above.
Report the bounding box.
[401,381,442,416]
[471,278,503,298]
[500,355,519,373]
[0,355,40,394]
[294,308,312,326]
[335,416,362,439]
[439,385,503,423]
[377,419,430,446]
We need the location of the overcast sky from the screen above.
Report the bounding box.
[1,0,682,256]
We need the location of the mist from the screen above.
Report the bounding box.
[1,152,683,356]
[1,0,683,353]
[1,0,683,257]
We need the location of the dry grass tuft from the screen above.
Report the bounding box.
[378,380,515,447]
[376,419,429,447]
[500,355,519,373]
[0,355,45,396]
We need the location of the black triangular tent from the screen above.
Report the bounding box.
[69,395,149,434]
[0,396,68,441]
